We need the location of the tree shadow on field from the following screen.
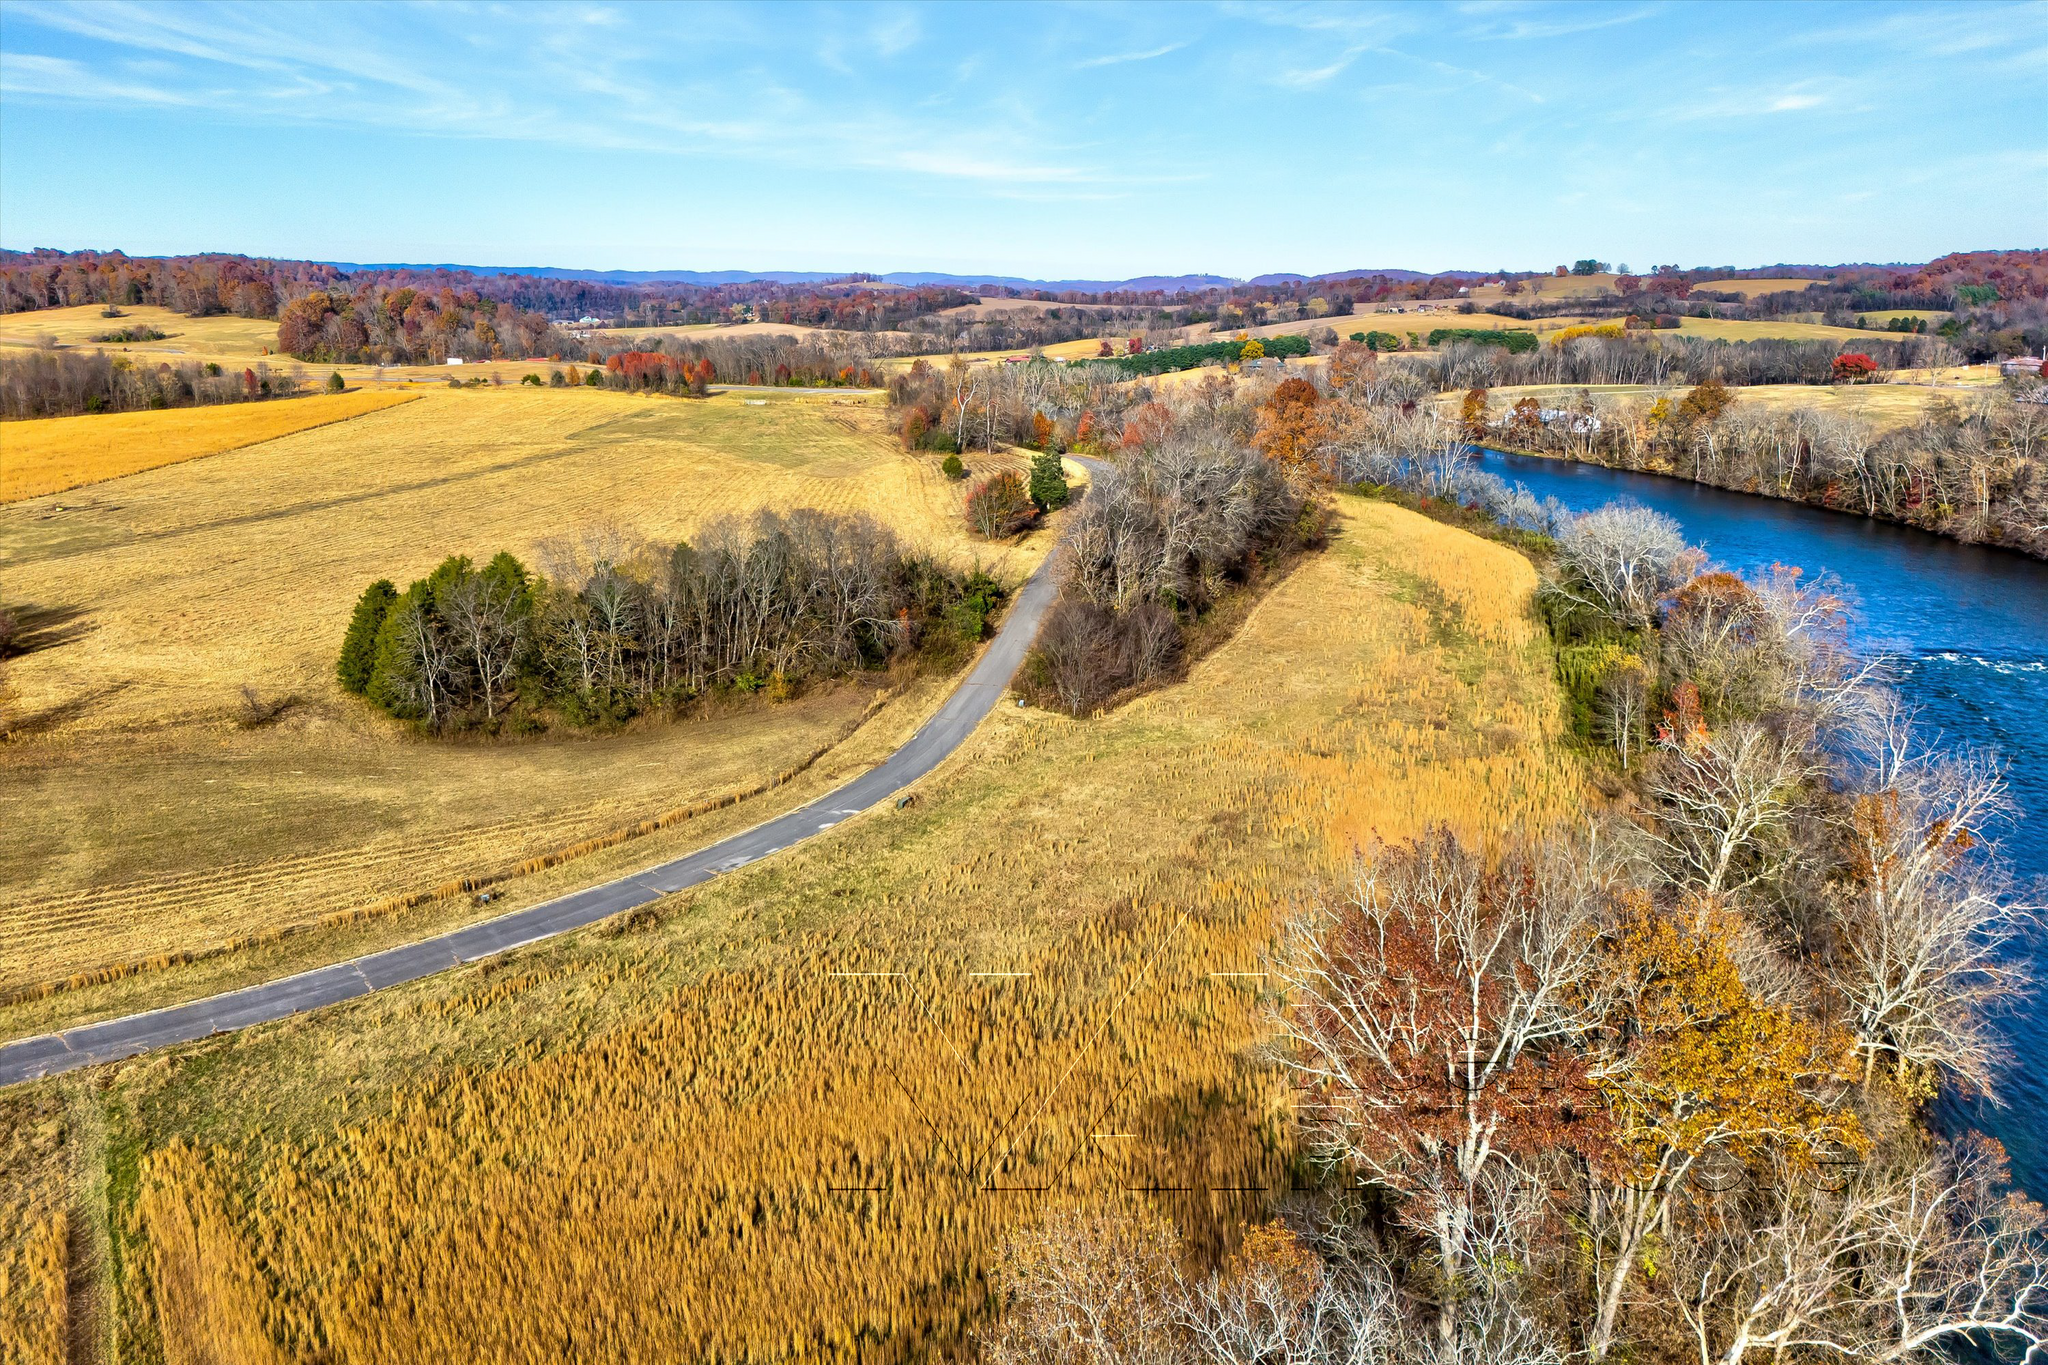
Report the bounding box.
[2,601,93,658]
[2,681,132,738]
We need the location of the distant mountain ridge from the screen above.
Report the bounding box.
[325,262,1496,294]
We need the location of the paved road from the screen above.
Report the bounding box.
[0,465,1096,1087]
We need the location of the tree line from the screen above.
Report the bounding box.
[279,286,568,365]
[1474,381,2048,557]
[0,350,304,419]
[337,510,1004,733]
[988,412,2048,1364]
[1410,332,1963,390]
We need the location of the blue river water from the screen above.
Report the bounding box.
[1477,449,2048,1197]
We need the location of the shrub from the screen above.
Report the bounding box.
[965,471,1036,539]
[89,325,168,343]
[1024,598,1182,715]
[337,580,397,694]
[941,452,966,480]
[326,371,346,393]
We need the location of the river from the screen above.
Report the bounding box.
[1477,448,2048,1198]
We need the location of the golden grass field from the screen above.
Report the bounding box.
[1453,379,1976,431]
[0,304,281,357]
[1667,315,1890,343]
[0,303,620,388]
[5,493,1581,1362]
[0,391,416,502]
[1,387,1059,1014]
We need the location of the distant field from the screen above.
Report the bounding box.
[1669,315,1887,343]
[0,391,415,502]
[29,493,1579,1360]
[1688,277,1824,298]
[0,387,1058,1003]
[591,320,845,343]
[1461,379,1967,431]
[934,296,1124,318]
[0,303,281,356]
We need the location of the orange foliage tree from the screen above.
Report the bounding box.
[1252,377,1329,477]
[1459,387,1489,443]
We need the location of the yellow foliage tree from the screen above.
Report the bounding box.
[1583,897,1865,1360]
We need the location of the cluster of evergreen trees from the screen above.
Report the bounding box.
[338,510,1005,732]
[1095,333,1312,377]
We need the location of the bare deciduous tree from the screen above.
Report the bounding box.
[1547,504,1701,632]
[1827,696,2039,1093]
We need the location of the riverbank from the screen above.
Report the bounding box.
[1476,444,2048,1202]
[1479,435,2048,561]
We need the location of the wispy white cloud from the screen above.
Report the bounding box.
[1075,41,1187,70]
[1455,2,1663,42]
[1668,82,1840,121]
[1278,45,1366,88]
[1367,44,1546,103]
[0,51,193,105]
[0,0,1136,191]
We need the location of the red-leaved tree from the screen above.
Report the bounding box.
[1268,832,1615,1348]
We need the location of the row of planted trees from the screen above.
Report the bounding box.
[337,510,1003,733]
[986,371,2047,1363]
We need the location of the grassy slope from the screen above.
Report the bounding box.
[10,495,1579,1362]
[0,386,1058,1004]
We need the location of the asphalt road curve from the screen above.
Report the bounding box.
[0,462,1099,1087]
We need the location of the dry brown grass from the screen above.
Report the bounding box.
[62,495,1579,1362]
[0,392,415,502]
[1,386,1054,1004]
[0,305,280,358]
[1458,380,1969,433]
[0,1087,67,1365]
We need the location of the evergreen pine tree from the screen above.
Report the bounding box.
[1027,449,1070,511]
[337,580,397,694]
[367,581,434,721]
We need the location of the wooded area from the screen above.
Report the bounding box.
[340,510,1004,732]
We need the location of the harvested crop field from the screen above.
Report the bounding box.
[10,495,1582,1361]
[0,386,1054,1011]
[0,304,281,357]
[1460,379,1967,431]
[0,391,416,502]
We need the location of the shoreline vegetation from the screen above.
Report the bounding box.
[1458,379,2048,558]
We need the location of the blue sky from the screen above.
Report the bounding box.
[1,1,2040,279]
